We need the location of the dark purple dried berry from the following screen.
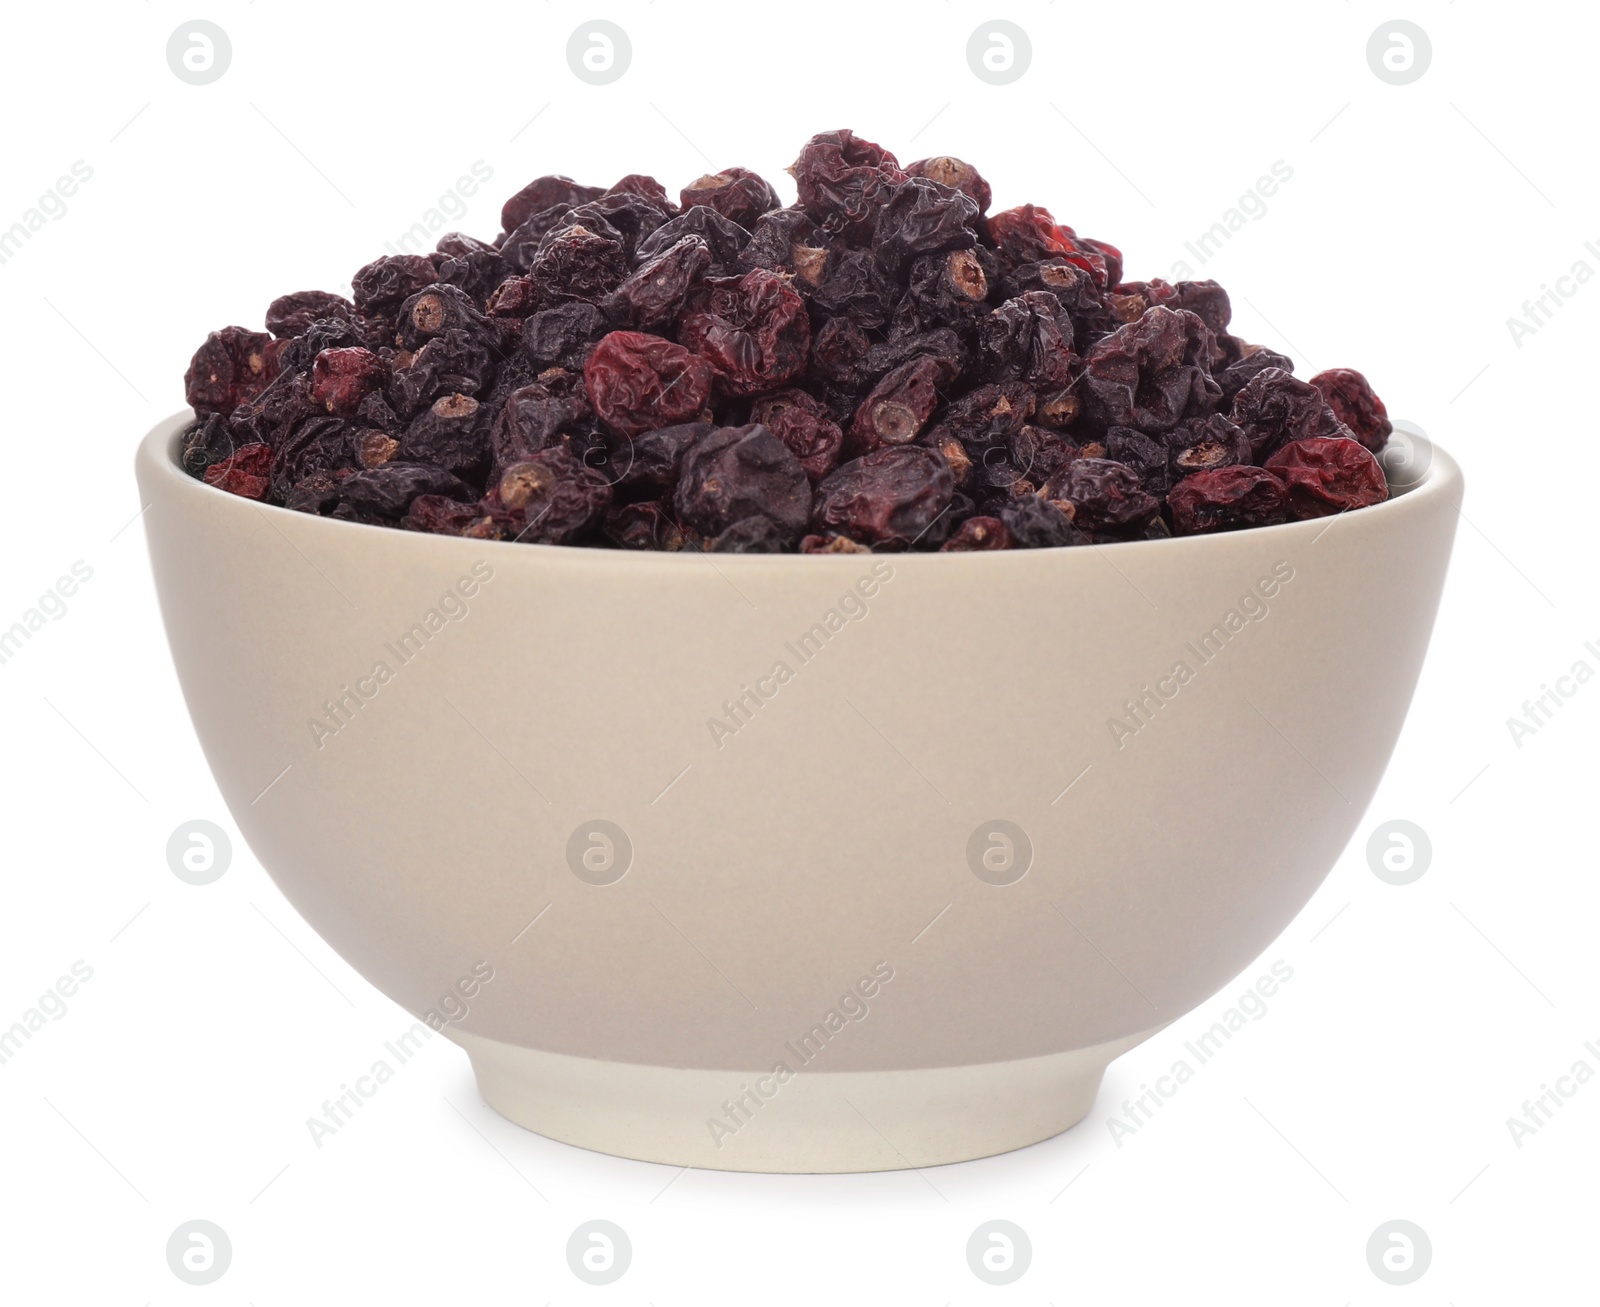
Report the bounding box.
[400,393,490,481]
[849,355,958,453]
[602,236,712,330]
[265,291,355,339]
[1216,346,1294,406]
[1000,495,1082,549]
[674,424,812,540]
[635,207,751,273]
[709,515,792,552]
[179,413,238,476]
[904,156,991,215]
[527,224,629,304]
[352,256,439,318]
[600,500,683,550]
[493,446,613,544]
[1039,458,1160,533]
[518,301,608,370]
[1080,306,1221,436]
[750,389,844,483]
[678,270,810,397]
[335,461,474,517]
[1230,367,1350,462]
[871,177,979,280]
[500,175,603,237]
[612,421,712,494]
[940,515,1011,551]
[811,446,954,548]
[789,129,905,239]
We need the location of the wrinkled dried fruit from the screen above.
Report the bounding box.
[1231,367,1350,461]
[678,269,810,396]
[203,443,274,498]
[1309,368,1391,453]
[1168,465,1289,535]
[1040,458,1160,533]
[674,424,812,540]
[1264,436,1389,518]
[812,447,954,548]
[679,168,780,229]
[584,331,713,437]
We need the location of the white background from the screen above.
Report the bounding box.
[1,0,1596,1301]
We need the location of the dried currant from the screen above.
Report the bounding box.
[789,129,905,239]
[311,347,386,416]
[1168,465,1289,535]
[1040,459,1160,533]
[1264,436,1389,518]
[811,447,954,548]
[674,424,812,540]
[1308,368,1391,453]
[749,389,844,483]
[939,515,1011,550]
[185,326,279,417]
[266,291,355,339]
[677,269,810,397]
[202,443,274,499]
[1230,367,1350,461]
[1080,307,1221,436]
[678,168,780,229]
[494,446,613,543]
[584,331,714,437]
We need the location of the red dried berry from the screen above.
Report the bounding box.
[184,326,279,417]
[202,443,273,499]
[1264,436,1389,518]
[1168,465,1290,535]
[679,167,781,229]
[678,269,811,397]
[311,347,386,416]
[789,129,905,238]
[1308,368,1392,453]
[939,515,1011,551]
[584,331,714,438]
[986,206,1111,289]
[750,389,844,483]
[500,175,604,237]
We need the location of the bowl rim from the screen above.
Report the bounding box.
[137,408,1462,566]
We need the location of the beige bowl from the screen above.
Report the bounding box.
[137,413,1460,1172]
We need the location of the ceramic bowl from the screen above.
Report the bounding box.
[136,412,1460,1172]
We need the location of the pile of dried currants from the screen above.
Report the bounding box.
[180,130,1395,553]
